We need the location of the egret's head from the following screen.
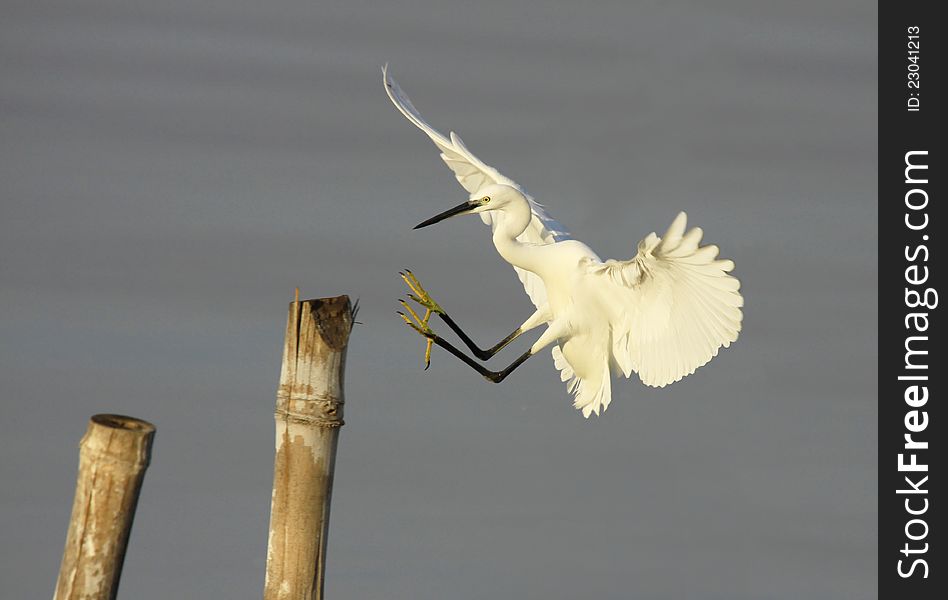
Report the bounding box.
[413,184,525,229]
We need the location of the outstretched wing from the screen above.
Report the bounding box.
[588,212,743,388]
[383,65,569,307]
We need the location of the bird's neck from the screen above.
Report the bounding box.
[491,199,539,272]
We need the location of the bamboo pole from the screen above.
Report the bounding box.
[54,414,156,600]
[264,294,353,600]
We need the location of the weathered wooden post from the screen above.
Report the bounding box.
[54,414,156,600]
[264,294,353,600]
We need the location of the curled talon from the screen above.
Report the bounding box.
[397,310,432,337]
[400,270,445,316]
[399,271,445,369]
[397,303,436,369]
[398,299,428,331]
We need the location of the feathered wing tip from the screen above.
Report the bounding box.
[552,345,613,418]
[598,211,743,388]
[382,65,572,311]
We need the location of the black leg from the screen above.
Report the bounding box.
[428,333,533,383]
[400,269,523,362]
[437,313,522,361]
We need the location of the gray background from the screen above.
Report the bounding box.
[1,1,876,598]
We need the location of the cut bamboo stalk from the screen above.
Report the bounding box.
[54,414,156,600]
[264,294,353,600]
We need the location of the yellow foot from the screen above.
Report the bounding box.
[399,269,447,369]
[400,269,445,317]
[397,297,436,370]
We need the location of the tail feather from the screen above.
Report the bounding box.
[553,345,614,418]
[572,371,612,418]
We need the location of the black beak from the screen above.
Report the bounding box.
[413,200,478,230]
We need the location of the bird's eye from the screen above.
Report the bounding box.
[483,196,491,203]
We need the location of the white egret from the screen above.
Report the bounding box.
[385,66,743,417]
